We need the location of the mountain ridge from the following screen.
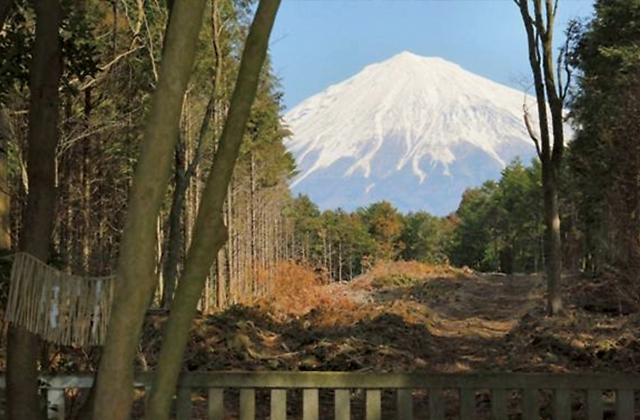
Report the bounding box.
[284,51,540,215]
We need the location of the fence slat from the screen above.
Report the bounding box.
[587,389,602,420]
[176,387,192,420]
[616,389,634,420]
[366,389,381,420]
[397,389,413,420]
[240,389,255,420]
[303,388,319,420]
[208,388,224,420]
[335,389,351,420]
[460,388,475,420]
[554,389,571,420]
[430,388,445,420]
[46,388,65,420]
[491,389,508,420]
[271,389,286,420]
[522,388,538,420]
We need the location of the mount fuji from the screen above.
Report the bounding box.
[283,51,540,216]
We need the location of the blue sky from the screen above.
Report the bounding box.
[269,0,595,110]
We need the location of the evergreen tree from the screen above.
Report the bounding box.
[569,0,640,281]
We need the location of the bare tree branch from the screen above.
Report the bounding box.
[557,23,574,101]
[79,44,144,91]
[523,101,543,159]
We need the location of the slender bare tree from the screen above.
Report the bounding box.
[514,0,570,316]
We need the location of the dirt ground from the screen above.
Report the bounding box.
[40,261,640,376]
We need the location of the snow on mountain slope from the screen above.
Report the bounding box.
[284,51,541,215]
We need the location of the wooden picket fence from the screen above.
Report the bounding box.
[1,372,639,419]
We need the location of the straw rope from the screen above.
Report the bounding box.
[5,253,116,347]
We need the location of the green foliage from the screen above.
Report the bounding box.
[0,0,99,98]
[400,211,452,264]
[449,160,545,273]
[449,181,500,271]
[568,0,640,273]
[359,201,405,261]
[286,197,456,281]
[0,1,34,95]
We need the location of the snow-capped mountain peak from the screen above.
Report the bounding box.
[284,52,538,215]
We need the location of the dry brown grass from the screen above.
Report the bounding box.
[255,262,356,319]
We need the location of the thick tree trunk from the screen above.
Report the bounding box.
[6,1,63,419]
[542,162,563,315]
[91,2,209,419]
[145,2,281,418]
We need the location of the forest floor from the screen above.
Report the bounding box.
[120,261,640,375]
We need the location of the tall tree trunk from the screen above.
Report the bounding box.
[145,2,281,418]
[250,151,257,291]
[81,88,92,273]
[216,245,227,307]
[515,0,565,315]
[543,162,563,315]
[225,184,233,300]
[0,108,10,250]
[338,239,343,281]
[162,145,186,308]
[163,90,217,308]
[6,1,63,419]
[91,2,209,419]
[59,95,72,267]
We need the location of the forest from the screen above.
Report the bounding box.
[0,0,639,419]
[3,0,639,302]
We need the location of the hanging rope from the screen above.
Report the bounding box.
[5,253,116,347]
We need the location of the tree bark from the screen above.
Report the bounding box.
[91,2,209,419]
[0,108,10,251]
[6,1,63,419]
[161,143,186,308]
[542,162,563,314]
[145,2,281,418]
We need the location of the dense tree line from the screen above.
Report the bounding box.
[0,0,295,312]
[285,196,453,280]
[2,0,639,289]
[0,0,638,301]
